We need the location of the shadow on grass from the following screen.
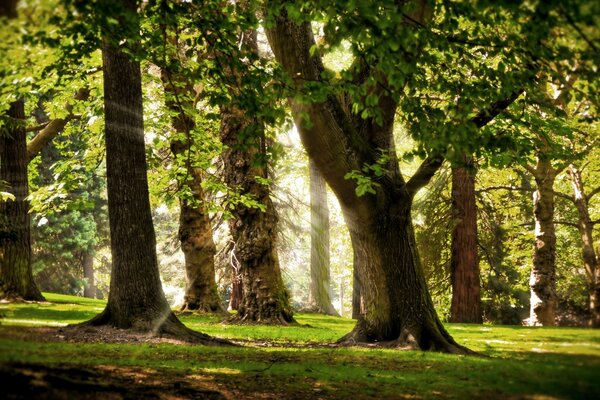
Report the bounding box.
[2,306,98,323]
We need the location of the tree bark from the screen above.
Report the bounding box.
[82,250,96,299]
[160,62,225,315]
[450,157,482,323]
[528,158,559,326]
[567,165,600,327]
[308,159,339,316]
[0,100,45,301]
[83,0,223,344]
[352,262,363,320]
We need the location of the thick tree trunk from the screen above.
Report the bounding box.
[0,100,45,301]
[450,158,482,323]
[220,108,294,324]
[352,263,362,320]
[82,250,95,299]
[83,1,223,344]
[308,159,338,316]
[528,159,558,326]
[160,66,225,315]
[567,165,600,327]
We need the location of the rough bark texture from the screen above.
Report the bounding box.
[308,159,339,316]
[219,27,293,324]
[220,108,294,324]
[85,1,224,344]
[528,158,558,326]
[352,263,363,320]
[0,100,45,301]
[82,250,96,299]
[450,157,482,323]
[266,11,469,352]
[567,165,600,327]
[160,65,225,315]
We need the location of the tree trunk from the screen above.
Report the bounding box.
[160,64,225,315]
[220,108,294,324]
[83,0,222,344]
[228,267,243,311]
[0,0,44,302]
[82,250,95,299]
[0,100,45,301]
[308,159,339,316]
[528,159,558,326]
[352,262,362,320]
[450,157,482,323]
[567,165,600,327]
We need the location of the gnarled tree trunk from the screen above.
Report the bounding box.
[567,165,600,327]
[527,157,558,326]
[308,159,338,316]
[450,157,482,323]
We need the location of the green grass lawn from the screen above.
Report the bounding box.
[1,293,599,399]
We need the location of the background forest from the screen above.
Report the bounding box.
[1,0,598,331]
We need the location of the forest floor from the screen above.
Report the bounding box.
[1,293,599,399]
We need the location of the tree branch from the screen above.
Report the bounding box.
[406,155,444,197]
[553,190,575,203]
[26,88,89,163]
[471,89,524,129]
[587,186,600,201]
[25,122,49,132]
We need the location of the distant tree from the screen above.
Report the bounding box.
[308,159,338,315]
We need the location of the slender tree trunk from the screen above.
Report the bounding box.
[160,65,225,315]
[567,165,600,327]
[0,0,44,302]
[83,0,222,344]
[82,250,95,298]
[308,159,338,316]
[0,100,45,301]
[528,158,558,326]
[450,157,482,323]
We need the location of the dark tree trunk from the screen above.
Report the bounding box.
[0,100,45,301]
[528,158,558,326]
[83,0,223,344]
[228,267,243,311]
[567,165,600,327]
[160,64,225,315]
[82,250,95,299]
[220,109,294,324]
[308,159,339,316]
[0,0,44,302]
[219,28,293,324]
[449,157,482,323]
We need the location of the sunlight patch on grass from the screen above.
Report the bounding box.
[1,319,68,327]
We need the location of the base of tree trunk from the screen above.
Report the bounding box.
[0,284,46,302]
[179,300,229,316]
[77,309,233,345]
[336,319,474,354]
[298,304,340,317]
[227,305,295,325]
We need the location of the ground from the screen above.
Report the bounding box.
[1,293,599,399]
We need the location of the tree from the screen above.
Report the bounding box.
[307,159,339,315]
[83,0,221,342]
[0,0,45,301]
[450,157,482,323]
[160,38,226,314]
[265,0,557,351]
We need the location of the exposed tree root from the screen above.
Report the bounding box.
[71,309,234,346]
[179,301,229,316]
[226,311,296,326]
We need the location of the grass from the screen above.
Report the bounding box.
[1,292,599,399]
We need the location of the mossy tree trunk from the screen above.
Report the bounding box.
[450,157,482,323]
[161,56,225,315]
[308,159,339,316]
